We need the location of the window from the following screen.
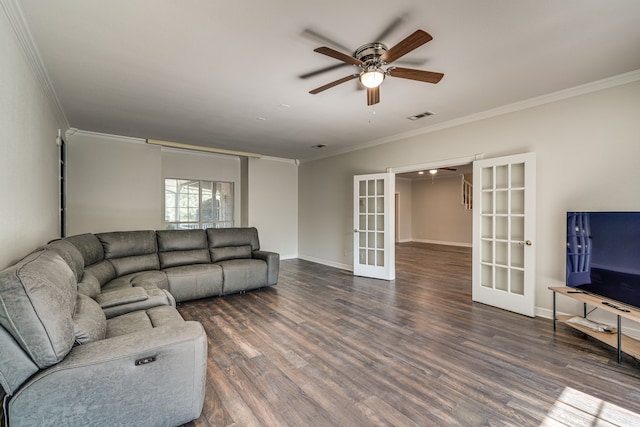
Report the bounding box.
[164,179,234,230]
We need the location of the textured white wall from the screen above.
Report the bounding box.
[411,176,472,246]
[394,178,412,243]
[66,132,162,234]
[248,157,298,259]
[0,10,66,268]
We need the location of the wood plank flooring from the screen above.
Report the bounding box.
[179,242,640,426]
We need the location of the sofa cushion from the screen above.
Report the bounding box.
[101,288,175,319]
[164,264,223,302]
[65,233,104,266]
[77,272,101,298]
[207,227,260,251]
[157,229,211,269]
[97,231,160,276]
[0,250,76,368]
[210,245,252,263]
[157,229,207,251]
[94,287,149,309]
[102,270,169,292]
[109,254,160,276]
[47,240,85,281]
[218,259,268,294]
[73,294,106,345]
[160,249,211,269]
[98,230,158,258]
[83,260,116,287]
[105,305,184,338]
[0,326,39,395]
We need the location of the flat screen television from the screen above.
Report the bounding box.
[566,212,640,310]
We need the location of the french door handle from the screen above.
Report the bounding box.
[354,229,359,233]
[518,240,532,246]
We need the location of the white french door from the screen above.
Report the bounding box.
[353,173,395,280]
[472,153,536,317]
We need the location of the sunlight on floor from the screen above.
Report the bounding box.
[540,387,640,426]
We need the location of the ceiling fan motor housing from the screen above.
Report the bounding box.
[355,42,388,67]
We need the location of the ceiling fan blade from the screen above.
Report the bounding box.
[310,74,359,94]
[374,14,407,41]
[299,63,349,79]
[439,167,457,171]
[388,67,444,84]
[301,28,351,53]
[367,86,380,106]
[380,30,433,64]
[314,47,363,66]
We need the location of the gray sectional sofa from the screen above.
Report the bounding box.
[0,227,279,427]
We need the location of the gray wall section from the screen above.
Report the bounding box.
[66,133,162,234]
[0,9,68,268]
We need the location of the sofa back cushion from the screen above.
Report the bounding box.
[207,227,260,262]
[210,245,252,263]
[47,239,85,281]
[157,229,211,268]
[0,250,77,368]
[83,260,117,288]
[65,233,105,266]
[97,231,160,276]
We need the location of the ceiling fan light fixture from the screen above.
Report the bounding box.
[429,169,438,175]
[360,68,385,88]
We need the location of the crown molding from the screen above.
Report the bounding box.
[147,139,262,158]
[67,129,147,145]
[1,0,69,130]
[302,69,640,164]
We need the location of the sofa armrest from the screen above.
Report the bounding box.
[252,250,280,285]
[7,322,207,427]
[94,286,148,308]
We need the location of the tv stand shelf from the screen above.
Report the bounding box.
[549,286,640,364]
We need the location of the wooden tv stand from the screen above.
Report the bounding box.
[549,286,640,364]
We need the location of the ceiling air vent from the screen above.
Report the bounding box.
[407,111,435,121]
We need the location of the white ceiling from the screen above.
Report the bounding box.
[16,0,640,161]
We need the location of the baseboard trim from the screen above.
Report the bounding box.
[297,255,352,272]
[409,239,472,248]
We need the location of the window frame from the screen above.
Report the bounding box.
[163,178,234,230]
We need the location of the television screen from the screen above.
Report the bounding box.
[566,212,640,310]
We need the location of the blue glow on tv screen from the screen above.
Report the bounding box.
[566,212,640,310]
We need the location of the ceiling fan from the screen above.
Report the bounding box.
[307,29,444,106]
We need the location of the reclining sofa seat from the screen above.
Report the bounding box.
[64,232,175,318]
[0,248,207,427]
[157,229,223,302]
[207,227,279,294]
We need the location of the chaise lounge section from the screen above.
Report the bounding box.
[0,227,279,426]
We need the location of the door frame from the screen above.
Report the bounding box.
[388,155,480,252]
[387,156,480,252]
[388,155,481,175]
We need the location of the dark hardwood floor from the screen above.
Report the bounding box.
[179,242,640,426]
